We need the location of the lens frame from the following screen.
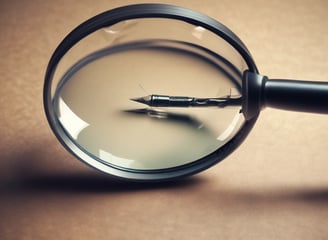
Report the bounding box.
[44,4,259,181]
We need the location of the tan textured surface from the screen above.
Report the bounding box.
[1,0,328,239]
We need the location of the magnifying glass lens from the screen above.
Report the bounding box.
[46,8,257,180]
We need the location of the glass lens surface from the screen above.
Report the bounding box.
[51,18,247,171]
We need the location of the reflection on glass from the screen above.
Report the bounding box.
[54,39,245,170]
[58,97,89,139]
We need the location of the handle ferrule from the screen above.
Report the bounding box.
[242,71,328,120]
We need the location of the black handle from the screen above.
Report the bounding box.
[242,71,328,120]
[263,79,328,113]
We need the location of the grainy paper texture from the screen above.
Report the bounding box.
[0,0,327,239]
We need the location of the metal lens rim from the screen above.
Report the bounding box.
[43,3,259,181]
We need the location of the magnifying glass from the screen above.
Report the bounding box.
[44,4,328,181]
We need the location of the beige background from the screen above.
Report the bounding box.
[1,0,328,239]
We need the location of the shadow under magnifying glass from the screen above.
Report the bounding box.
[2,142,328,206]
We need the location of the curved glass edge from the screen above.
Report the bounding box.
[53,39,244,172]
